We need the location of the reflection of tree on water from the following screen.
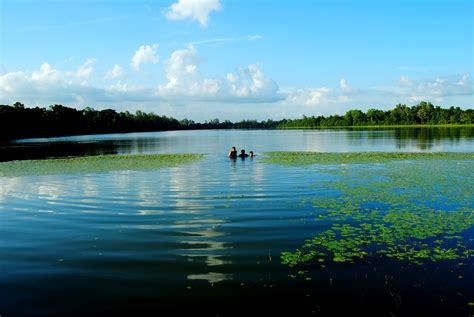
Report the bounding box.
[0,141,118,162]
[3,135,178,162]
[392,127,473,150]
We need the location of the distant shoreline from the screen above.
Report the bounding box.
[275,123,474,129]
[1,102,472,143]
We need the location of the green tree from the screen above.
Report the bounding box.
[366,108,385,124]
[415,101,434,124]
[345,109,366,126]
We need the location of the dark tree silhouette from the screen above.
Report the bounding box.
[0,101,472,143]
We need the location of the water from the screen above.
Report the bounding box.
[1,128,473,316]
[2,127,474,161]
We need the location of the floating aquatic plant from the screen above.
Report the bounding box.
[268,152,474,268]
[0,153,205,177]
[262,151,474,166]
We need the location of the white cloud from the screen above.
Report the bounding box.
[108,80,129,92]
[105,64,125,80]
[374,74,474,104]
[248,35,263,41]
[1,63,81,103]
[166,0,221,27]
[400,76,412,86]
[284,88,332,107]
[157,44,211,96]
[226,63,280,100]
[408,95,429,102]
[1,51,472,121]
[276,86,364,117]
[0,46,282,109]
[191,34,263,46]
[130,44,160,71]
[0,62,156,106]
[0,71,28,93]
[305,88,332,106]
[158,45,280,102]
[457,73,470,86]
[339,78,351,92]
[76,58,97,79]
[338,95,350,103]
[31,62,62,82]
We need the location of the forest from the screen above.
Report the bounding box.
[278,102,472,128]
[0,101,472,142]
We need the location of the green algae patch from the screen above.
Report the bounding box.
[279,155,474,271]
[262,152,474,166]
[0,154,205,177]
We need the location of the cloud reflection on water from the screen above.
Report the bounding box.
[165,162,234,283]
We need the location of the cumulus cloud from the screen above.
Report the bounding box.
[0,71,29,94]
[2,46,471,120]
[166,0,221,27]
[0,62,156,106]
[130,44,160,71]
[157,45,215,97]
[76,58,97,79]
[284,88,332,107]
[157,45,280,102]
[226,64,280,101]
[105,64,125,80]
[0,46,282,108]
[1,63,84,103]
[31,62,62,82]
[159,45,199,91]
[457,73,470,86]
[339,78,351,92]
[277,85,362,117]
[374,74,474,104]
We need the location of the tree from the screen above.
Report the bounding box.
[367,108,385,124]
[13,101,25,109]
[415,101,434,124]
[460,110,473,124]
[345,109,366,126]
[389,104,410,124]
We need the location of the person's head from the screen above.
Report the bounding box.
[232,146,236,151]
[250,151,254,157]
[241,149,246,154]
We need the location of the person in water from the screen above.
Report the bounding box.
[249,151,254,159]
[228,146,237,159]
[238,149,249,158]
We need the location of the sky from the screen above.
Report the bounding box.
[0,0,473,121]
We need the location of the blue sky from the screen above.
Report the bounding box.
[1,0,472,121]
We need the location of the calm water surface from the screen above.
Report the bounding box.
[1,128,473,316]
[3,128,474,161]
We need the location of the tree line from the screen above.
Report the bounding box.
[0,101,472,142]
[277,102,472,128]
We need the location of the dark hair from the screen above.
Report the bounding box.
[241,149,245,153]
